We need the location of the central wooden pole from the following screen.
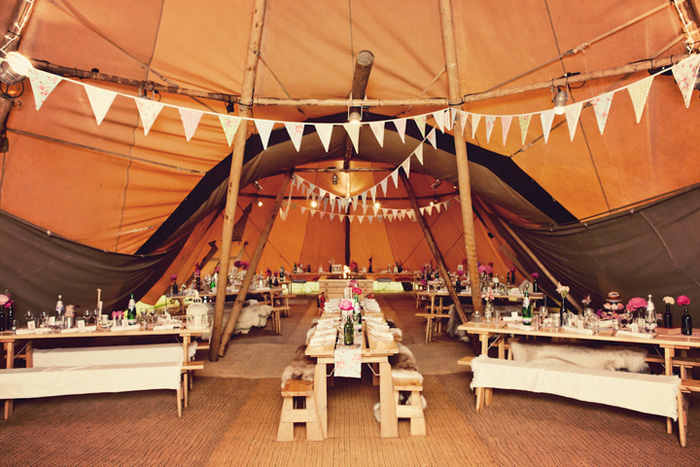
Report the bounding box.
[209,0,267,361]
[438,0,482,314]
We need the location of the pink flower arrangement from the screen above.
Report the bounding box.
[419,278,427,286]
[582,295,591,306]
[531,272,538,279]
[170,274,178,281]
[678,295,691,306]
[352,287,362,296]
[478,264,493,274]
[625,297,647,312]
[111,311,124,319]
[0,293,10,307]
[339,299,354,311]
[457,270,464,276]
[239,261,249,270]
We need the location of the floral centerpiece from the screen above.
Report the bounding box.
[625,297,647,318]
[678,295,692,335]
[556,282,570,325]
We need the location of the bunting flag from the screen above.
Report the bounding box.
[284,122,305,151]
[369,121,385,147]
[315,124,333,152]
[401,157,411,178]
[218,115,242,146]
[425,205,433,216]
[362,203,369,215]
[135,98,165,135]
[84,84,117,125]
[432,109,446,132]
[254,119,275,150]
[565,102,583,141]
[471,114,481,139]
[380,177,389,196]
[340,214,346,222]
[370,186,376,204]
[394,119,407,143]
[435,202,441,213]
[367,216,373,224]
[427,128,437,149]
[447,108,456,130]
[501,116,512,145]
[329,213,336,222]
[357,216,364,224]
[301,206,307,215]
[319,210,326,220]
[457,111,469,136]
[179,108,204,142]
[413,115,426,137]
[419,207,425,215]
[627,76,654,123]
[518,114,532,145]
[390,168,399,188]
[413,144,424,164]
[309,208,316,218]
[343,123,360,152]
[591,92,614,135]
[318,188,327,202]
[361,191,367,206]
[27,69,62,111]
[540,109,555,143]
[484,116,496,143]
[671,54,700,108]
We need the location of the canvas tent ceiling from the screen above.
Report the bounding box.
[1,0,699,315]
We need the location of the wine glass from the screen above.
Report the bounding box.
[92,308,101,326]
[40,310,49,327]
[149,307,157,326]
[82,307,92,325]
[539,303,548,327]
[24,310,35,328]
[645,308,657,332]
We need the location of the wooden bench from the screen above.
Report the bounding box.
[277,379,323,441]
[393,377,426,436]
[415,312,450,343]
[470,355,693,446]
[0,362,183,419]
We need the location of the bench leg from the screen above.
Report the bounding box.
[183,372,189,408]
[409,391,426,436]
[475,387,484,412]
[177,387,182,417]
[277,397,294,441]
[678,391,687,447]
[425,316,432,343]
[485,388,493,406]
[305,393,324,441]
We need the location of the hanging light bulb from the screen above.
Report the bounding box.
[331,173,339,185]
[5,52,33,76]
[552,88,568,115]
[310,199,318,208]
[348,109,362,125]
[374,201,381,209]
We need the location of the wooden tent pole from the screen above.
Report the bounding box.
[209,0,267,362]
[400,171,468,324]
[217,173,291,356]
[498,219,583,314]
[438,0,482,314]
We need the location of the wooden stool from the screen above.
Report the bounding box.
[277,380,324,441]
[393,377,426,436]
[268,308,281,334]
[271,294,292,318]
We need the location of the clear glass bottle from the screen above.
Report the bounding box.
[343,315,354,345]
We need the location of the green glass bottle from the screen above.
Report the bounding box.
[127,294,137,323]
[344,315,354,345]
[522,291,532,326]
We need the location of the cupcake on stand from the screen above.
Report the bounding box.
[601,291,624,317]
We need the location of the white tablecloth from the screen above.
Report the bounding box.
[33,342,197,368]
[470,355,680,420]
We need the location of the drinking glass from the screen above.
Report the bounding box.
[92,308,100,326]
[24,310,35,328]
[83,308,92,324]
[539,304,548,326]
[40,310,49,327]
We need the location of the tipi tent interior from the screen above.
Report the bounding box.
[2,0,700,463]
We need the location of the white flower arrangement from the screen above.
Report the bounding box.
[663,296,675,305]
[556,282,570,297]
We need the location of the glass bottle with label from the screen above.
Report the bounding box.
[522,291,532,326]
[344,315,354,345]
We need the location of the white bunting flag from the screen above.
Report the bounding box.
[179,108,203,142]
[425,205,433,216]
[310,208,316,218]
[448,108,457,130]
[380,177,389,196]
[343,123,360,153]
[627,76,654,123]
[413,144,424,165]
[393,118,407,143]
[361,191,367,206]
[218,115,242,146]
[591,92,614,135]
[315,124,333,152]
[435,203,441,213]
[413,115,426,137]
[369,121,385,147]
[318,188,327,202]
[352,195,359,209]
[402,158,411,178]
[329,193,336,212]
[501,116,513,145]
[484,116,496,143]
[84,84,116,125]
[457,111,469,136]
[135,98,165,135]
[390,168,400,188]
[28,69,62,111]
[419,207,425,216]
[432,110,446,132]
[340,214,346,222]
[254,119,275,150]
[518,114,532,145]
[373,204,380,216]
[671,54,700,108]
[540,109,555,143]
[471,114,482,139]
[370,186,377,204]
[564,102,583,141]
[319,210,326,220]
[301,206,307,215]
[367,216,373,224]
[427,128,437,149]
[329,213,336,222]
[279,205,288,221]
[362,203,369,215]
[358,216,364,224]
[285,122,305,151]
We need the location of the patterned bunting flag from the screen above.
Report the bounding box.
[179,108,204,142]
[540,109,555,143]
[627,76,654,123]
[135,98,165,135]
[591,92,614,135]
[501,116,512,145]
[369,121,385,147]
[254,119,275,150]
[314,124,333,152]
[471,114,481,139]
[402,158,411,178]
[413,115,426,137]
[343,123,360,153]
[518,114,532,145]
[484,116,496,143]
[84,84,116,125]
[390,168,399,188]
[27,69,62,111]
[329,213,336,222]
[432,110,446,132]
[319,211,326,220]
[284,122,305,151]
[413,144,424,164]
[671,54,700,108]
[564,102,583,141]
[427,128,437,149]
[218,115,242,146]
[394,119,407,143]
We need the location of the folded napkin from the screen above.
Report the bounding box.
[616,329,655,339]
[60,327,83,334]
[15,327,52,335]
[562,326,595,335]
[111,324,141,332]
[507,323,534,331]
[154,324,176,331]
[502,316,521,323]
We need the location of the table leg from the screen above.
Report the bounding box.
[379,360,398,438]
[4,340,15,419]
[480,334,488,355]
[498,336,505,359]
[315,362,328,438]
[665,347,674,434]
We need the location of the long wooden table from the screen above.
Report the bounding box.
[305,313,400,438]
[0,327,201,418]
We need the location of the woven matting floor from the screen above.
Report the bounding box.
[2,293,700,466]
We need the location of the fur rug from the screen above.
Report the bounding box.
[374,342,427,422]
[280,345,316,389]
[232,300,273,334]
[446,305,469,343]
[509,340,649,373]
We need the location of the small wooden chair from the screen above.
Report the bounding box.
[393,377,426,436]
[277,380,324,441]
